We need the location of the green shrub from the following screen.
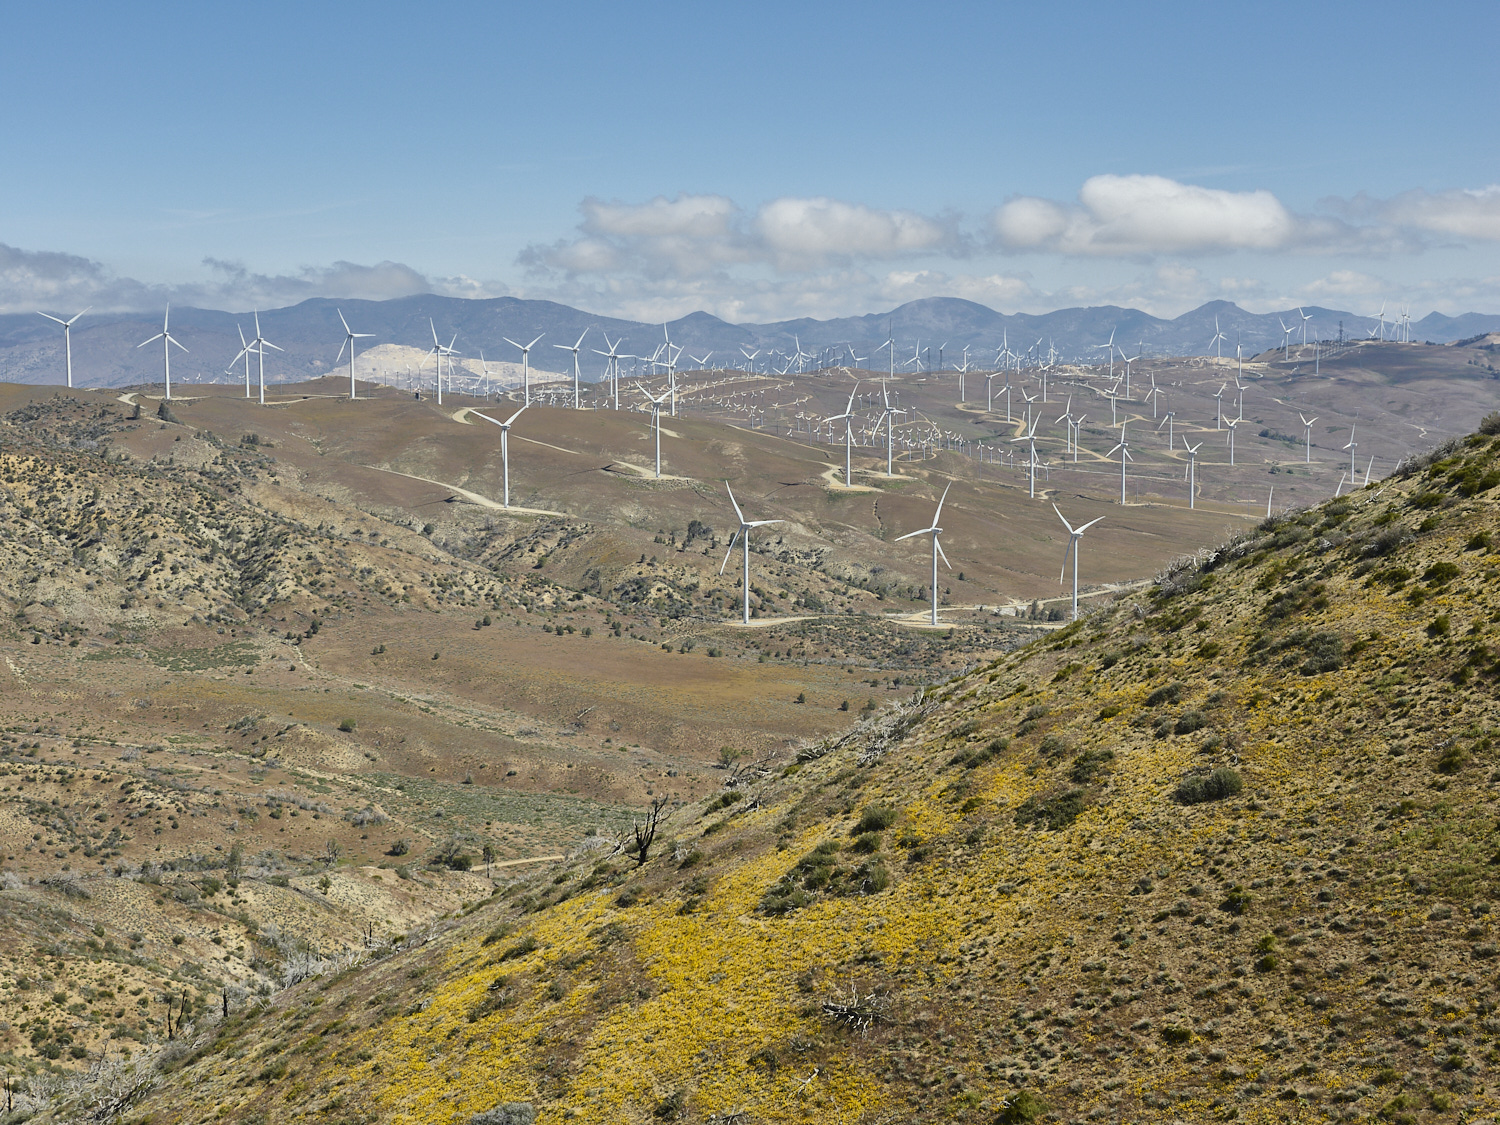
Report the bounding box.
[1174,710,1208,735]
[1038,733,1070,760]
[337,718,356,732]
[1160,1025,1192,1045]
[1145,682,1184,707]
[1174,768,1243,805]
[498,935,539,961]
[1481,411,1500,436]
[853,804,898,834]
[1299,631,1344,674]
[996,1090,1047,1123]
[1014,790,1085,831]
[1435,742,1469,774]
[1423,561,1460,585]
[1069,749,1115,784]
[1097,704,1121,720]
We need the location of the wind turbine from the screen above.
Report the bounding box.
[828,383,860,486]
[426,320,458,405]
[471,403,530,507]
[1213,383,1227,429]
[1279,318,1295,360]
[1108,424,1134,504]
[227,323,254,397]
[504,332,546,406]
[877,380,905,475]
[636,383,669,478]
[593,333,629,409]
[137,305,187,400]
[1209,317,1227,360]
[1156,409,1176,450]
[1343,424,1358,477]
[1055,396,1075,458]
[740,345,762,372]
[37,307,89,388]
[335,309,375,401]
[895,484,952,627]
[1299,413,1318,463]
[552,328,590,409]
[1093,327,1117,379]
[720,483,784,625]
[1054,504,1105,621]
[1012,416,1042,498]
[1225,417,1241,465]
[1183,440,1202,509]
[1368,302,1387,341]
[1298,307,1313,347]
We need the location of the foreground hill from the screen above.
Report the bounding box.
[35,414,1497,1124]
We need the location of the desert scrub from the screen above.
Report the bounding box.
[949,737,1008,769]
[1069,749,1115,784]
[1173,768,1243,805]
[1144,682,1184,707]
[852,803,898,834]
[761,840,891,914]
[1013,789,1085,831]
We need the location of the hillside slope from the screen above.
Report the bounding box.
[35,419,1496,1125]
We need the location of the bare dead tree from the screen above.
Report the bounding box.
[628,797,670,867]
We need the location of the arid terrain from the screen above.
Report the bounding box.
[0,336,1496,1121]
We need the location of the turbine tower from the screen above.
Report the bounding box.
[828,382,860,486]
[552,328,590,409]
[1299,413,1318,463]
[472,403,530,508]
[37,307,89,388]
[636,382,669,478]
[720,483,784,625]
[503,332,545,406]
[1183,440,1202,509]
[895,484,953,627]
[1108,424,1134,505]
[1053,504,1105,621]
[136,305,186,400]
[335,309,375,401]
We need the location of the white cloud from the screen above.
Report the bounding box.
[1380,185,1500,241]
[522,193,959,279]
[755,198,956,268]
[994,175,1298,256]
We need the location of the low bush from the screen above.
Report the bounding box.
[1013,790,1085,831]
[1174,768,1244,805]
[1145,682,1184,707]
[853,804,899,834]
[1174,710,1209,735]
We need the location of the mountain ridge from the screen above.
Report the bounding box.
[3,295,1497,390]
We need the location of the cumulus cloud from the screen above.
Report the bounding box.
[994,175,1299,256]
[0,242,503,315]
[1378,185,1500,241]
[522,193,961,279]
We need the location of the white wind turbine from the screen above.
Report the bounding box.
[1156,409,1176,450]
[1343,423,1358,477]
[504,332,546,406]
[244,312,282,405]
[1279,318,1295,360]
[137,305,187,400]
[593,333,628,409]
[1368,303,1387,341]
[1225,417,1241,465]
[1299,413,1318,463]
[740,345,761,372]
[1183,439,1202,509]
[1213,383,1227,429]
[828,382,860,486]
[1055,396,1075,458]
[227,323,254,397]
[895,484,952,627]
[1012,416,1042,498]
[552,328,590,409]
[1093,327,1117,379]
[1054,504,1105,621]
[720,483,784,625]
[471,402,530,508]
[1209,317,1227,360]
[636,383,669,478]
[426,320,459,405]
[335,309,375,401]
[1299,307,1313,347]
[877,380,905,475]
[37,307,90,388]
[1108,424,1134,504]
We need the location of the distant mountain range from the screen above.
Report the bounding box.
[2,295,1497,389]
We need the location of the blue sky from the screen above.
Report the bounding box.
[2,0,1497,321]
